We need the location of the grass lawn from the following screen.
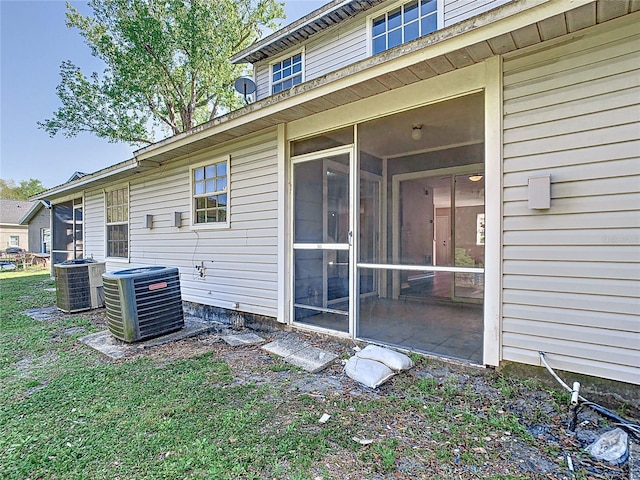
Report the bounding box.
[0,270,627,479]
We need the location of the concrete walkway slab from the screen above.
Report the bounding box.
[24,306,62,322]
[222,332,265,347]
[262,335,307,357]
[262,334,338,373]
[78,318,215,359]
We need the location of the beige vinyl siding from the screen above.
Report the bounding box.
[305,20,367,81]
[252,0,519,100]
[444,0,512,27]
[126,129,279,318]
[26,208,50,253]
[83,190,106,262]
[254,19,367,101]
[501,15,640,384]
[255,63,270,101]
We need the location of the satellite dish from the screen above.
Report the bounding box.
[234,77,257,104]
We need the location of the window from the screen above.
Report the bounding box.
[372,0,437,55]
[272,52,303,94]
[106,187,129,258]
[192,157,229,226]
[9,236,19,247]
[41,228,51,253]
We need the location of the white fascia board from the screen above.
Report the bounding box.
[33,160,138,201]
[230,0,355,64]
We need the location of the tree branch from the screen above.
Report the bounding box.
[143,43,187,108]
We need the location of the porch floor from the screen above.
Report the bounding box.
[295,296,484,364]
[358,297,483,364]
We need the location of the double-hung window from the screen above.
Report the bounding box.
[192,156,229,226]
[372,0,437,55]
[105,187,129,258]
[272,52,303,94]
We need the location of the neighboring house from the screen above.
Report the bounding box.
[19,200,51,254]
[37,0,639,386]
[0,199,34,251]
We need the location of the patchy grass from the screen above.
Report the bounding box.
[0,271,629,479]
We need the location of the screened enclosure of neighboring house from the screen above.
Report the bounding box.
[51,198,83,265]
[291,93,485,363]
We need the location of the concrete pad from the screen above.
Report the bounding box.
[262,334,338,373]
[79,331,129,359]
[24,306,63,322]
[262,335,308,358]
[140,320,213,348]
[286,345,338,373]
[78,318,215,359]
[222,332,265,347]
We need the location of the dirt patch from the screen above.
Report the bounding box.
[68,309,634,479]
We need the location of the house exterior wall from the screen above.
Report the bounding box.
[84,190,105,262]
[501,16,640,385]
[0,225,28,250]
[253,0,515,100]
[443,0,511,27]
[82,129,281,319]
[26,207,50,253]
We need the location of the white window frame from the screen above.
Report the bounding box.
[269,48,305,95]
[367,0,441,56]
[105,185,129,261]
[190,155,230,230]
[9,236,19,247]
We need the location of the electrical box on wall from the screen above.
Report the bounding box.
[144,214,153,228]
[528,175,551,210]
[173,211,182,228]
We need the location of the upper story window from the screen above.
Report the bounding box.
[372,0,437,55]
[192,156,229,226]
[105,187,128,258]
[272,52,303,94]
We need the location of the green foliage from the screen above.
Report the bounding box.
[39,0,284,145]
[0,178,47,199]
[2,271,598,480]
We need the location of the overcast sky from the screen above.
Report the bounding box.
[0,0,325,189]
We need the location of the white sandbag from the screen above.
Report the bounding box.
[356,344,414,371]
[344,356,395,389]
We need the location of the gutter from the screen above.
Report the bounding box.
[33,158,139,201]
[230,0,373,64]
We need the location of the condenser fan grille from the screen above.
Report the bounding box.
[56,267,90,311]
[103,267,184,342]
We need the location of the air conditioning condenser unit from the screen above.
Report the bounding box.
[102,266,184,342]
[55,259,105,313]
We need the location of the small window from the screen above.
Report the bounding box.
[192,157,229,226]
[272,53,303,94]
[372,0,437,55]
[105,187,129,258]
[9,236,19,247]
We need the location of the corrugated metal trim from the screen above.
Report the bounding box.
[230,0,385,64]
